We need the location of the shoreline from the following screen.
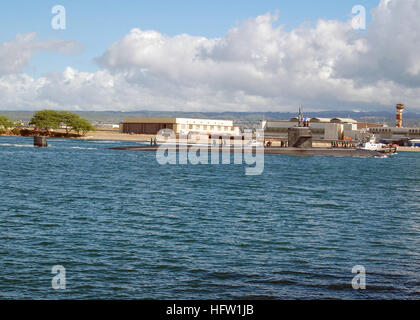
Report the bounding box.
[1,131,420,152]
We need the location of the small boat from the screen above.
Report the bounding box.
[357,136,397,154]
[246,140,264,147]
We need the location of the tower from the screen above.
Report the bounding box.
[288,106,312,148]
[396,104,405,128]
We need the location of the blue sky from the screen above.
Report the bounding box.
[0,0,380,77]
[2,0,418,112]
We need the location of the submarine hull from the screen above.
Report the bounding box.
[110,145,383,157]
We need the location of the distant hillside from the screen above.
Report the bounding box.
[1,110,420,127]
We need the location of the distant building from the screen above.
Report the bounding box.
[356,122,384,130]
[120,118,241,136]
[324,123,344,140]
[330,118,358,124]
[262,118,329,137]
[98,123,120,129]
[261,117,359,140]
[409,139,420,147]
[369,127,420,144]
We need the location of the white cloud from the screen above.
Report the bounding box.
[1,0,420,112]
[0,33,82,76]
[334,0,420,88]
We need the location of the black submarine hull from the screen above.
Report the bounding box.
[110,145,383,157]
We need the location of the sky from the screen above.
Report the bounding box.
[0,0,419,112]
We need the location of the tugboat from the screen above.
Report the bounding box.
[357,135,397,154]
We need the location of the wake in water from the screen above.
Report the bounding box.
[0,143,33,148]
[68,146,98,150]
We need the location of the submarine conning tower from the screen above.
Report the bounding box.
[288,107,313,148]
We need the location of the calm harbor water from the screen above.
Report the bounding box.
[0,136,419,299]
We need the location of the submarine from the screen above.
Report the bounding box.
[110,109,383,158]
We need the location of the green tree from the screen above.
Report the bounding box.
[29,110,62,132]
[0,116,14,130]
[71,117,95,136]
[60,111,80,135]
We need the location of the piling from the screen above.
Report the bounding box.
[34,136,48,147]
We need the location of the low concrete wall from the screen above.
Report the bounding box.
[397,146,420,152]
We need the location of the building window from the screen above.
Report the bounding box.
[210,126,214,131]
[189,125,193,129]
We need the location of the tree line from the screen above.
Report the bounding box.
[0,110,95,136]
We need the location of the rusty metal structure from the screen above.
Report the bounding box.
[396,104,405,128]
[34,136,48,147]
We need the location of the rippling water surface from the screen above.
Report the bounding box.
[0,136,419,299]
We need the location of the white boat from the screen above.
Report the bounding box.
[246,140,264,147]
[357,135,397,154]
